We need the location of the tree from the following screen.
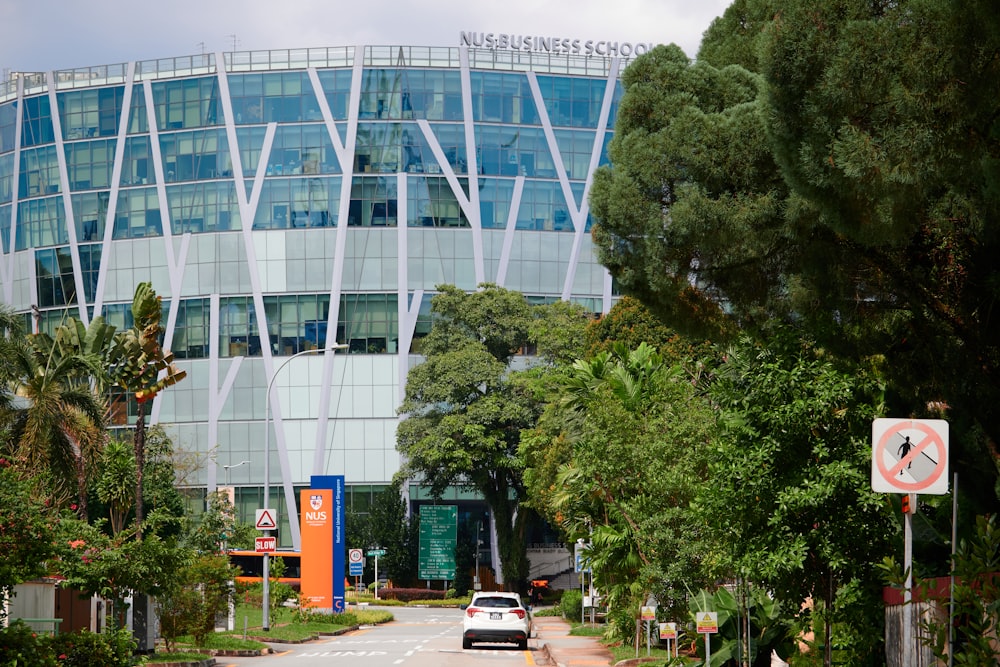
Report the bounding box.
[367,481,419,587]
[0,462,61,614]
[107,282,186,535]
[396,283,589,589]
[95,438,136,535]
[157,553,236,649]
[55,514,188,628]
[698,332,895,665]
[588,0,1000,516]
[582,295,702,361]
[0,324,107,517]
[524,342,718,640]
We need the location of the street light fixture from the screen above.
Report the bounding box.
[223,459,251,487]
[262,344,348,631]
[219,460,249,556]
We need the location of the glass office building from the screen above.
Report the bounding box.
[0,45,624,549]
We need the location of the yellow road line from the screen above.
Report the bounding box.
[525,649,536,665]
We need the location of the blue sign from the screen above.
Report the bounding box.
[311,475,346,611]
[349,561,364,576]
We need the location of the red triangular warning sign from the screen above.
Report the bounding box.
[255,509,276,530]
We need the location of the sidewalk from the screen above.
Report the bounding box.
[532,614,614,667]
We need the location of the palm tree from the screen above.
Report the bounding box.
[0,320,107,518]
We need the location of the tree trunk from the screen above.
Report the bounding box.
[824,572,834,667]
[74,446,88,522]
[134,400,146,538]
[489,494,529,591]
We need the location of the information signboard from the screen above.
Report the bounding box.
[418,505,458,580]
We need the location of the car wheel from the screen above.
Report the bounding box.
[463,637,472,650]
[518,638,528,651]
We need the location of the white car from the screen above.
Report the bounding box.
[462,591,532,650]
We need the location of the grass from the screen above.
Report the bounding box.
[608,643,688,665]
[563,620,693,666]
[153,602,396,657]
[568,622,606,637]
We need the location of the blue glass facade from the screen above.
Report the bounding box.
[0,45,623,548]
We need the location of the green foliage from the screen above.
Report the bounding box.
[158,553,236,648]
[560,589,583,620]
[0,463,60,595]
[54,515,189,624]
[345,479,419,587]
[107,282,186,533]
[0,621,58,667]
[583,296,706,362]
[688,586,795,667]
[591,0,1000,526]
[698,332,893,662]
[397,283,585,589]
[188,489,242,554]
[2,322,107,516]
[526,342,717,621]
[48,627,136,667]
[0,623,135,667]
[95,438,136,535]
[920,515,1000,664]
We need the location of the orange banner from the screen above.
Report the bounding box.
[300,489,333,608]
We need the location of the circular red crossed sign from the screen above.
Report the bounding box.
[874,420,947,492]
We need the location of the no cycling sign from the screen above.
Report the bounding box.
[871,418,949,495]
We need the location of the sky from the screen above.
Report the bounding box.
[0,0,733,75]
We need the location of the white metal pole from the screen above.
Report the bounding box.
[706,633,711,665]
[903,493,914,667]
[949,474,957,667]
[374,554,379,601]
[262,345,346,631]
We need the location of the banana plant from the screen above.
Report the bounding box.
[688,585,794,667]
[106,283,186,537]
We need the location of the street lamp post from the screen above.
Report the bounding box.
[262,344,347,631]
[223,459,250,487]
[220,460,249,551]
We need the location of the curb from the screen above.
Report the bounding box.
[538,641,556,665]
[147,660,216,667]
[244,624,359,643]
[613,658,661,667]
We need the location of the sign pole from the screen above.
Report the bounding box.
[903,493,914,667]
[706,632,711,665]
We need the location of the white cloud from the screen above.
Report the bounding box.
[1,0,732,73]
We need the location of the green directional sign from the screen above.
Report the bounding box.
[367,549,386,557]
[418,505,458,580]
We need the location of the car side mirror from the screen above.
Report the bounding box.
[459,604,468,610]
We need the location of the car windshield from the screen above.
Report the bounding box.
[475,597,519,609]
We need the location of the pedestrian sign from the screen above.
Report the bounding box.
[872,419,949,495]
[696,612,718,633]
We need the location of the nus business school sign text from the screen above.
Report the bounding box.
[460,31,655,57]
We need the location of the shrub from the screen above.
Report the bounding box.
[157,553,236,649]
[378,587,447,603]
[48,628,136,667]
[560,589,583,620]
[0,621,58,667]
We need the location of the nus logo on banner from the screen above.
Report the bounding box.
[306,494,327,523]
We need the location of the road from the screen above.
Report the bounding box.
[217,605,543,667]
